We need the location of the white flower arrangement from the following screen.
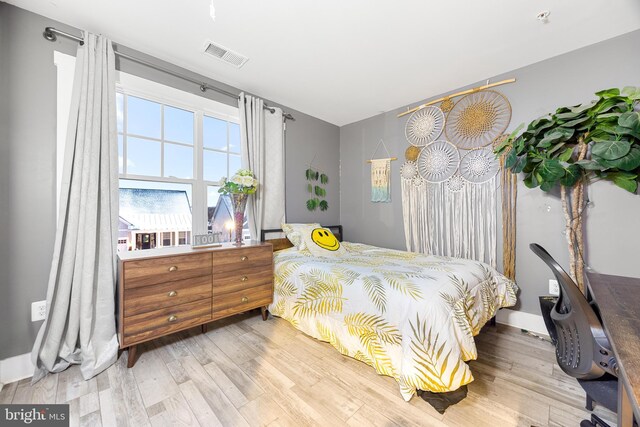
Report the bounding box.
[218,169,258,195]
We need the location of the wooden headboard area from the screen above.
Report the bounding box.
[260,225,343,252]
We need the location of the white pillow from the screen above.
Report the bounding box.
[282,223,320,251]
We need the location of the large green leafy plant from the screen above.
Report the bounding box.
[495,87,640,293]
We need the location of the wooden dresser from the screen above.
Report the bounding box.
[117,241,273,367]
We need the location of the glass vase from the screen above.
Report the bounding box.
[230,193,248,245]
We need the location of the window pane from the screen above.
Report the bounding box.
[229,153,241,176]
[118,135,124,174]
[164,143,193,179]
[127,96,161,138]
[116,93,124,133]
[127,137,161,177]
[203,149,227,182]
[164,106,194,145]
[229,122,241,154]
[203,116,227,150]
[118,179,192,252]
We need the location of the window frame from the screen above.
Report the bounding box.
[116,72,241,236]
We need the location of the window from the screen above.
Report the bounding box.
[116,72,241,251]
[55,53,245,251]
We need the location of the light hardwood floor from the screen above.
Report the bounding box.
[0,310,616,426]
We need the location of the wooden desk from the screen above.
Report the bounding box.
[587,272,640,427]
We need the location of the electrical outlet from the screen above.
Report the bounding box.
[31,300,47,322]
[548,279,560,296]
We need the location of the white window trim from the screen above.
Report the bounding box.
[55,51,241,236]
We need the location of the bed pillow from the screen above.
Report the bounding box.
[301,227,347,257]
[282,223,321,251]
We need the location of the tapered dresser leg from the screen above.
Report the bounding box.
[201,323,208,334]
[261,306,268,321]
[127,345,138,368]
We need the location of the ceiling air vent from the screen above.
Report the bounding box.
[203,41,248,68]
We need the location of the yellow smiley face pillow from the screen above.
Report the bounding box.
[304,227,346,257]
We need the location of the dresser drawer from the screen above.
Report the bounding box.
[123,299,211,346]
[123,275,212,317]
[213,263,273,294]
[123,253,212,289]
[212,285,273,320]
[212,246,272,275]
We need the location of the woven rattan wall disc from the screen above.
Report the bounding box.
[417,140,460,183]
[405,106,445,147]
[445,90,511,149]
[405,145,421,161]
[400,161,418,180]
[440,98,454,113]
[459,147,500,183]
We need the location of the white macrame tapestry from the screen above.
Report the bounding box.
[371,158,391,202]
[401,174,498,268]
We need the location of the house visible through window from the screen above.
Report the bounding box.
[116,73,243,251]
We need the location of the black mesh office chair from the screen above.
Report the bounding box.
[530,244,621,427]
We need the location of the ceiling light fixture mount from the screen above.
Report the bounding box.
[537,10,550,23]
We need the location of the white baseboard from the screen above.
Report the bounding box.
[0,352,33,385]
[496,308,548,336]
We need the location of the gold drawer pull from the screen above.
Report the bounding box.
[168,266,178,272]
[241,276,248,282]
[168,315,178,322]
[241,296,249,303]
[240,256,248,261]
[167,290,178,297]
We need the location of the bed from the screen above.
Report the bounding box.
[261,225,518,401]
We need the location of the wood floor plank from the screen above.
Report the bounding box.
[238,394,285,427]
[0,381,18,404]
[291,377,365,422]
[346,404,402,427]
[132,342,180,408]
[78,391,100,417]
[98,388,117,427]
[178,355,249,427]
[106,354,151,427]
[12,372,57,404]
[179,380,224,427]
[148,392,200,427]
[79,410,102,427]
[193,332,264,402]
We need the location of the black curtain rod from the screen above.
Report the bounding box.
[43,27,295,121]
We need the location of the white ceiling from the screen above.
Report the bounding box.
[9,0,640,126]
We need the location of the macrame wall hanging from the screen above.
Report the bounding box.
[495,134,517,280]
[398,79,516,270]
[367,139,396,203]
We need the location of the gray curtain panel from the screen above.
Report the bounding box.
[31,33,119,381]
[238,93,285,239]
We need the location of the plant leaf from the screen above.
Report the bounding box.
[538,159,565,182]
[306,198,318,211]
[560,164,582,187]
[596,146,640,172]
[575,159,606,171]
[558,147,574,162]
[612,176,638,193]
[591,139,631,160]
[319,200,329,211]
[619,112,640,131]
[595,88,621,99]
[622,86,640,100]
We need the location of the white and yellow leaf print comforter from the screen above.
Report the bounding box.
[269,242,518,401]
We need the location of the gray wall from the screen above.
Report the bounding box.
[340,29,640,315]
[0,2,339,360]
